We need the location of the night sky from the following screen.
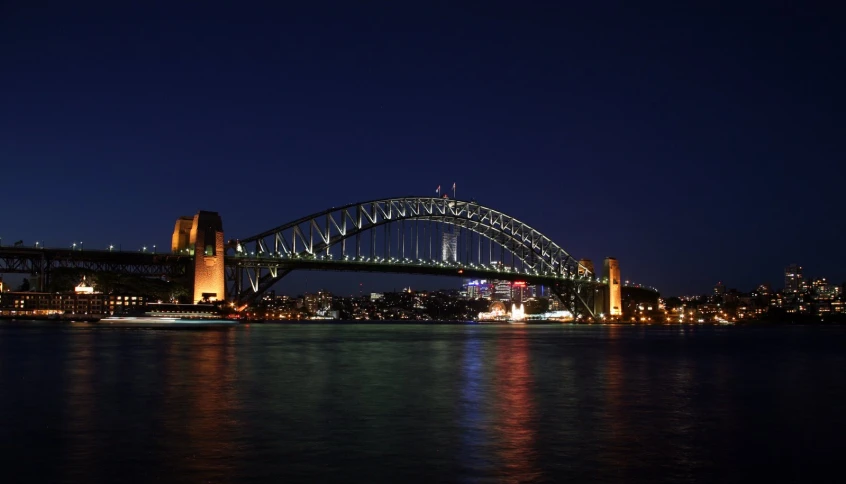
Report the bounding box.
[1,2,843,296]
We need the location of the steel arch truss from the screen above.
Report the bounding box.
[227,197,596,315]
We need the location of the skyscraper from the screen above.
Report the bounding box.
[784,264,803,293]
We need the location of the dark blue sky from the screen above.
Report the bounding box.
[1,2,843,296]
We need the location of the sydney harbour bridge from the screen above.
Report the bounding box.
[0,197,652,320]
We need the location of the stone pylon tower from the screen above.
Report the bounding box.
[603,257,622,317]
[578,258,595,277]
[172,211,225,303]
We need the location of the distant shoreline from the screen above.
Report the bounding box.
[2,316,844,326]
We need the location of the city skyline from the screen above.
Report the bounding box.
[1,3,843,296]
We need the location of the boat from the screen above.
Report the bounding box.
[97,303,238,328]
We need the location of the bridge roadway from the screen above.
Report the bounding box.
[0,246,656,293]
[0,246,191,281]
[0,247,604,284]
[228,253,604,288]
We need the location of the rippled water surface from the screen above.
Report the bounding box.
[1,322,844,483]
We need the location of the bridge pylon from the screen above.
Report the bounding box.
[172,211,225,304]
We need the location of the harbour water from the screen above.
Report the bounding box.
[1,322,844,483]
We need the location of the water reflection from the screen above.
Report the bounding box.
[62,329,98,483]
[160,330,239,482]
[494,328,540,481]
[2,324,845,483]
[459,329,490,474]
[602,327,632,478]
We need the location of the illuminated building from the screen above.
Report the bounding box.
[493,280,512,300]
[317,290,333,310]
[107,294,147,314]
[477,301,507,321]
[603,257,622,316]
[304,293,318,313]
[714,282,726,296]
[74,278,94,294]
[511,281,527,304]
[441,231,458,262]
[463,279,494,299]
[812,278,837,300]
[0,291,109,316]
[463,279,480,298]
[785,264,803,293]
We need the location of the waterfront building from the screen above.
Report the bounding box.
[811,278,838,300]
[107,294,147,314]
[317,290,333,310]
[0,291,106,317]
[304,293,319,313]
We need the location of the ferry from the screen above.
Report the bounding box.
[98,303,238,328]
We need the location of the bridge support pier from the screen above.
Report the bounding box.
[551,280,597,321]
[173,211,226,303]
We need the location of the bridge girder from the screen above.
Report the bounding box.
[0,248,190,290]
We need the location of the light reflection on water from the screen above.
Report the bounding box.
[494,329,539,481]
[1,322,845,483]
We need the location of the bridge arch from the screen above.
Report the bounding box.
[226,196,597,315]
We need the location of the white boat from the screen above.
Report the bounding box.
[98,303,237,328]
[97,316,237,328]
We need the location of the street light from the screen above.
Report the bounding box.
[72,243,77,250]
[142,246,147,253]
[153,244,156,254]
[35,241,39,248]
[109,245,114,252]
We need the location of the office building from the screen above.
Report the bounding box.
[785,264,803,293]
